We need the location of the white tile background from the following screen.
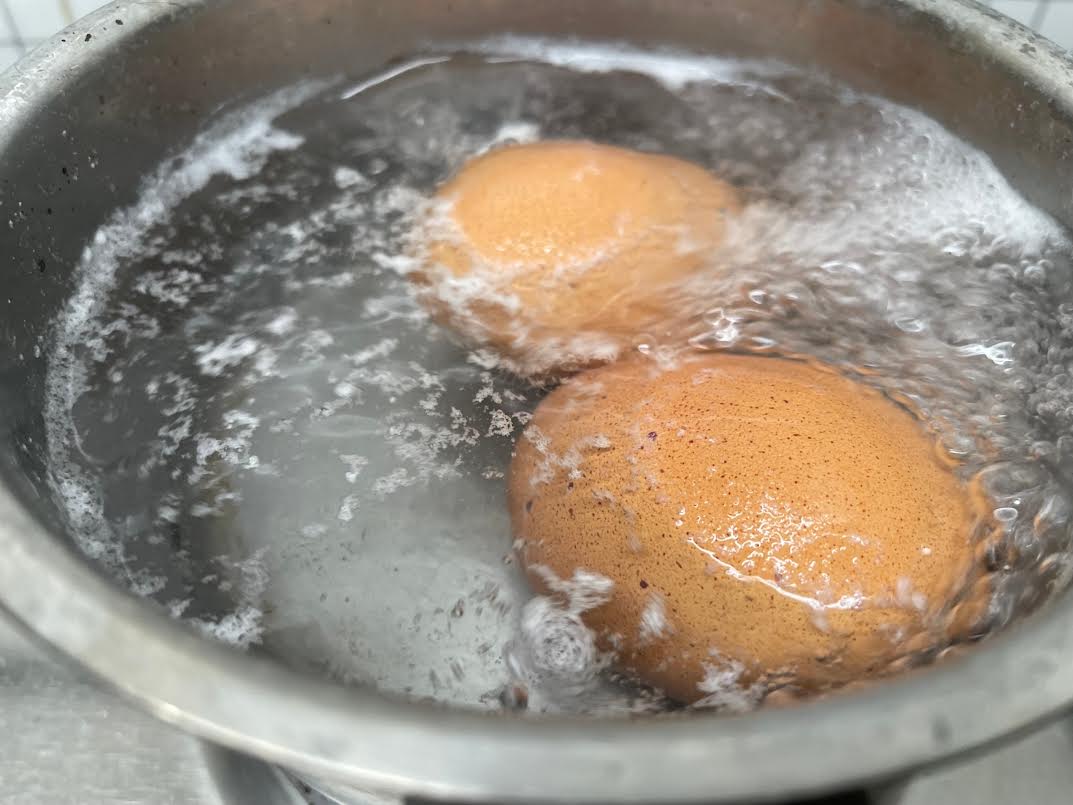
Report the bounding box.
[0,0,1069,69]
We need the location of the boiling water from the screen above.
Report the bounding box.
[43,40,1073,714]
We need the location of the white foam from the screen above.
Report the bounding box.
[637,593,671,643]
[340,454,370,483]
[44,82,325,635]
[189,606,265,648]
[134,267,204,306]
[485,409,514,437]
[469,36,774,92]
[194,334,260,376]
[692,657,763,713]
[513,595,599,682]
[38,41,1073,708]
[529,566,615,614]
[337,493,360,522]
[264,307,298,336]
[333,165,371,190]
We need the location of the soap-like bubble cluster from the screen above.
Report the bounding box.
[42,39,1073,714]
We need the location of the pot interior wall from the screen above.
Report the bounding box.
[1,0,1072,706]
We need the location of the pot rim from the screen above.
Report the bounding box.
[1,0,1072,801]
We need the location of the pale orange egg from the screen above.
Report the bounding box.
[410,140,741,377]
[508,353,985,702]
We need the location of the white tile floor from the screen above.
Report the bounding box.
[992,0,1073,41]
[0,0,1069,68]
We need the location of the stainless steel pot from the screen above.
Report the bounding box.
[1,1,1072,802]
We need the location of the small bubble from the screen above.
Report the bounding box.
[993,507,1018,524]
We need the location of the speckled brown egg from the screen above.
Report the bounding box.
[508,353,985,703]
[410,140,741,377]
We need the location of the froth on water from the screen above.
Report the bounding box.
[42,40,1073,713]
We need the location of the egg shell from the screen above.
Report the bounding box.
[508,353,985,702]
[411,140,742,376]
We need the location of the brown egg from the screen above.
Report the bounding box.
[508,353,985,703]
[410,140,741,376]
